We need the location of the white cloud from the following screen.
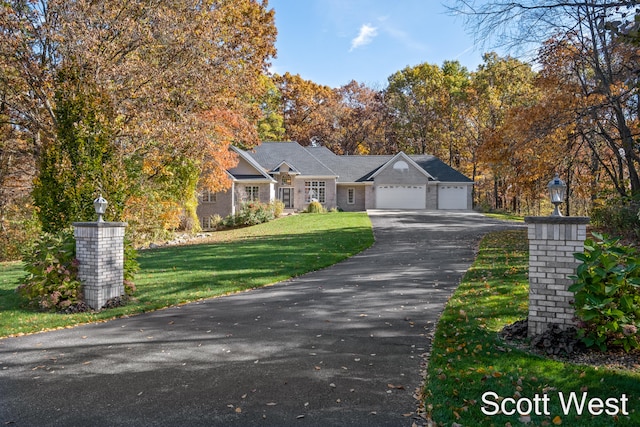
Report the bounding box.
[350,23,378,51]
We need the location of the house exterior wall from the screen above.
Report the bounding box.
[373,160,429,185]
[426,183,438,209]
[466,184,473,210]
[235,182,272,205]
[336,184,366,211]
[291,177,337,211]
[197,188,234,227]
[229,157,260,175]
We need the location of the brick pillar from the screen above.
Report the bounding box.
[524,216,590,337]
[73,222,127,310]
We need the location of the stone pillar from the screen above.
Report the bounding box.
[73,222,127,310]
[524,216,590,337]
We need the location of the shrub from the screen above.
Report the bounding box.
[569,232,640,352]
[304,200,325,213]
[17,228,83,311]
[123,235,139,296]
[0,198,40,261]
[270,200,285,218]
[590,196,640,239]
[223,201,275,227]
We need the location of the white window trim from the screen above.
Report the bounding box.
[347,187,355,204]
[201,190,216,203]
[245,186,259,201]
[304,181,326,203]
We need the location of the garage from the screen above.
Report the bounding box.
[438,185,468,210]
[376,184,426,209]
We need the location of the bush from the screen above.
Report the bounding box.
[0,198,41,261]
[270,200,285,218]
[591,197,640,239]
[569,232,640,352]
[304,200,326,213]
[223,201,275,227]
[17,228,83,311]
[123,235,139,296]
[17,228,139,311]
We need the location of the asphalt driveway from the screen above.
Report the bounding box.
[0,211,521,426]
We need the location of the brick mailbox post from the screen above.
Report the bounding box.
[524,216,590,337]
[73,196,127,310]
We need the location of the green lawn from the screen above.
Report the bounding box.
[483,212,525,222]
[0,212,374,338]
[425,229,640,426]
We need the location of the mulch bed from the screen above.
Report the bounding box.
[499,319,640,372]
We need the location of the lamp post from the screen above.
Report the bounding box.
[93,195,108,222]
[547,173,567,217]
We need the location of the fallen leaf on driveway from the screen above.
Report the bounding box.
[387,384,405,390]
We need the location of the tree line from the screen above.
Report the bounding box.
[1,0,639,260]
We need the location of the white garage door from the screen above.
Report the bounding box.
[376,185,426,209]
[438,185,468,210]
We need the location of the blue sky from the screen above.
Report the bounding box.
[267,0,490,88]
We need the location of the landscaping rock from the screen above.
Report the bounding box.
[62,301,90,314]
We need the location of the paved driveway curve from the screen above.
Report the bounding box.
[0,211,521,426]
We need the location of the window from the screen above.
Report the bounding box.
[347,188,355,204]
[281,174,291,185]
[304,181,325,203]
[245,186,259,201]
[200,191,216,203]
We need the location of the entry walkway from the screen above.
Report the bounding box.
[0,211,521,426]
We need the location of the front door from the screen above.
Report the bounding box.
[280,187,293,208]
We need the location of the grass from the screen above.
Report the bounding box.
[424,229,640,426]
[483,212,525,222]
[0,212,374,338]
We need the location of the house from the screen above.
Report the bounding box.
[197,141,473,228]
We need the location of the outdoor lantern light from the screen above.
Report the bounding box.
[547,173,567,217]
[93,195,108,222]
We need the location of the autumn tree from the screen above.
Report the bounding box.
[449,0,640,200]
[472,53,538,211]
[0,0,276,235]
[333,80,387,155]
[384,62,449,157]
[275,72,340,147]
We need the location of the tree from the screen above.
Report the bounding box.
[275,72,339,147]
[472,53,538,211]
[0,0,277,234]
[333,80,387,155]
[384,62,449,156]
[449,0,640,198]
[257,75,286,141]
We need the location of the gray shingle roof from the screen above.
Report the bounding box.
[245,142,337,177]
[239,142,473,184]
[412,156,473,183]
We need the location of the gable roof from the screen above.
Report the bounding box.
[228,146,275,182]
[237,142,472,184]
[247,142,337,177]
[412,155,473,183]
[369,152,435,181]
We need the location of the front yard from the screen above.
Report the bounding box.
[0,212,374,338]
[425,229,640,426]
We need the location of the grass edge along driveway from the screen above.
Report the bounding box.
[425,229,640,427]
[0,212,374,338]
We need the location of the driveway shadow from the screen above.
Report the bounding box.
[0,211,522,426]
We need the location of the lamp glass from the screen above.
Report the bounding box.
[547,174,566,216]
[93,195,108,221]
